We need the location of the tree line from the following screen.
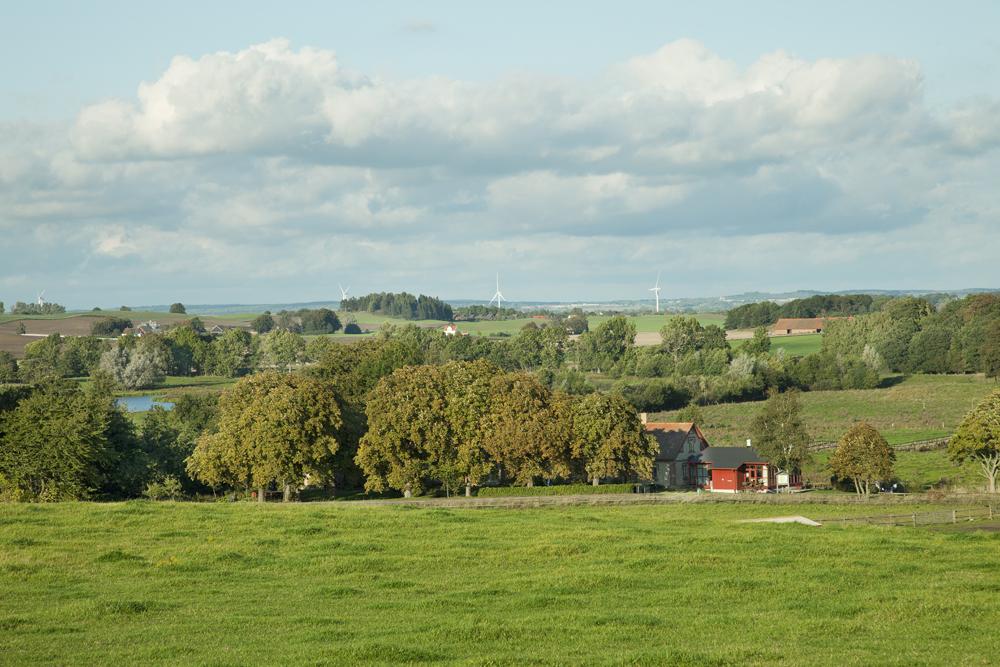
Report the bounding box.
[724,294,882,329]
[340,292,453,321]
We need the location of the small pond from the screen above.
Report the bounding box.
[116,396,175,413]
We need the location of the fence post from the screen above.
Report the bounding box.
[990,504,994,521]
[912,513,917,527]
[952,509,957,524]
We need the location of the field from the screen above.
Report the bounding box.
[806,448,983,491]
[655,374,997,446]
[731,332,824,357]
[1,501,997,665]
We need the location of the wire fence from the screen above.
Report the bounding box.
[819,505,995,527]
[808,436,950,453]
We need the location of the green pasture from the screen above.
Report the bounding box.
[806,448,984,492]
[732,333,824,357]
[1,501,997,665]
[657,374,996,446]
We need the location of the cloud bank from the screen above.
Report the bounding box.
[2,39,998,305]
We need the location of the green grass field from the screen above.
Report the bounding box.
[1,501,997,665]
[806,448,984,491]
[732,333,824,357]
[656,374,997,446]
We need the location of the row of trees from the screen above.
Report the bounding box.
[7,301,66,315]
[724,294,882,329]
[356,361,656,496]
[250,308,343,334]
[340,292,454,321]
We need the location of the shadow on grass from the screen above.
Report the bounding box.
[877,374,908,389]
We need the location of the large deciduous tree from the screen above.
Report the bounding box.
[187,372,343,501]
[948,390,1000,493]
[829,422,894,498]
[571,393,656,485]
[750,389,811,474]
[259,329,306,371]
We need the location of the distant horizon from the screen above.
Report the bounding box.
[14,286,995,313]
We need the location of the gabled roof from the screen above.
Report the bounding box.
[698,447,768,468]
[644,422,709,461]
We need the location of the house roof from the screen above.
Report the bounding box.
[772,318,826,330]
[698,447,768,468]
[644,422,709,461]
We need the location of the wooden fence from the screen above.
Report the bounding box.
[819,505,995,527]
[808,436,950,453]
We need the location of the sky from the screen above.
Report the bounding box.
[2,1,999,308]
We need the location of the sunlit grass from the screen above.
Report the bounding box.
[0,501,996,665]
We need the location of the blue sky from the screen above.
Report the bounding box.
[1,1,999,307]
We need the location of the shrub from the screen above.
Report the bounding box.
[344,322,363,334]
[477,483,637,497]
[144,475,183,500]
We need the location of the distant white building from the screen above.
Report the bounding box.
[443,323,459,336]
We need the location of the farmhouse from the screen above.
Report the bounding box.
[772,318,827,335]
[643,420,711,489]
[643,417,801,492]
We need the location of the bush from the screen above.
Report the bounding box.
[477,483,637,497]
[91,317,133,336]
[144,475,183,500]
[344,322,363,334]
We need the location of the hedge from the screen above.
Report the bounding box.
[477,483,637,497]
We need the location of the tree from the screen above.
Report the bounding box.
[187,372,343,501]
[0,381,137,501]
[578,316,636,371]
[99,337,169,390]
[251,312,275,334]
[479,372,572,486]
[571,393,657,485]
[829,422,894,498]
[169,303,186,314]
[211,329,254,377]
[948,391,1000,493]
[750,389,811,474]
[344,322,363,335]
[660,317,702,361]
[299,308,342,334]
[562,308,589,335]
[355,365,448,497]
[440,360,500,496]
[743,326,772,356]
[91,317,133,336]
[259,329,306,371]
[0,352,18,383]
[981,322,1000,381]
[0,301,4,314]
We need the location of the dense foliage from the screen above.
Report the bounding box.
[453,305,522,321]
[724,294,881,329]
[10,301,66,315]
[340,292,454,320]
[90,317,133,336]
[948,390,1000,493]
[823,294,1000,375]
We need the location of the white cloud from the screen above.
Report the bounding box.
[0,38,998,304]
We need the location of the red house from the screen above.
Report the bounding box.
[696,447,775,493]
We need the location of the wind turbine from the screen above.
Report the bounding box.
[37,290,46,307]
[488,273,506,307]
[649,273,662,314]
[338,284,350,300]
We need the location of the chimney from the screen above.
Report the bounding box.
[640,412,648,425]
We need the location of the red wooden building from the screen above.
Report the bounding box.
[696,447,775,493]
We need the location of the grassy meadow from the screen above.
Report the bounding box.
[732,332,824,357]
[657,374,996,447]
[1,501,998,665]
[806,448,983,492]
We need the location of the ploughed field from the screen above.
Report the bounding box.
[1,502,998,665]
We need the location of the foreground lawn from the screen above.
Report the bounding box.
[658,374,997,446]
[1,502,998,665]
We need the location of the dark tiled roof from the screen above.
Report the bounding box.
[699,447,768,468]
[644,422,709,462]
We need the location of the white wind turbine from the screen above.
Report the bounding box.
[488,273,506,307]
[649,273,662,314]
[338,283,350,300]
[37,290,46,307]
